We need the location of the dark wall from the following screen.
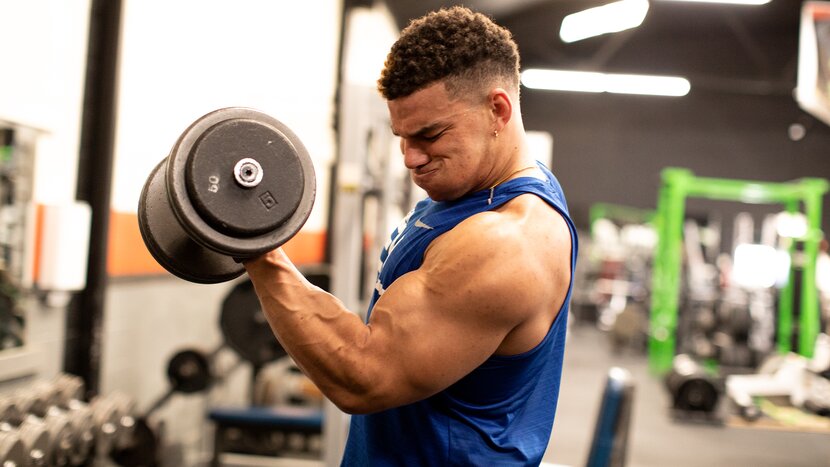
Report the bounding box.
[522,88,830,234]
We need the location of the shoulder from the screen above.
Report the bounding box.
[436,193,570,256]
[424,193,571,294]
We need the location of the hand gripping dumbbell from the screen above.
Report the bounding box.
[138,107,316,283]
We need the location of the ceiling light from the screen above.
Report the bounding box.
[521,69,691,97]
[560,0,650,43]
[658,0,771,5]
[732,244,790,289]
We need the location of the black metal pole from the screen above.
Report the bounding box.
[66,0,123,398]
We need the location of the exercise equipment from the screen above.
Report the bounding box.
[208,406,323,464]
[159,277,290,400]
[0,374,145,467]
[16,417,49,466]
[89,392,139,459]
[166,348,215,394]
[253,358,323,408]
[40,409,75,466]
[0,429,27,467]
[108,417,159,467]
[649,168,829,373]
[220,279,287,368]
[665,354,723,419]
[138,107,316,284]
[586,367,636,467]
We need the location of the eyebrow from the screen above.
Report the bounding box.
[390,106,475,138]
[391,121,448,139]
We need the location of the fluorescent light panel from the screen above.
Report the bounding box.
[659,0,771,4]
[560,0,650,43]
[732,244,790,289]
[521,69,691,97]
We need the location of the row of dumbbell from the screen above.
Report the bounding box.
[0,373,138,466]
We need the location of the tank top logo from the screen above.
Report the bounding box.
[372,208,435,299]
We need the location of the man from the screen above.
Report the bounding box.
[244,6,578,465]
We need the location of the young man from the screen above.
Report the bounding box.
[244,6,578,465]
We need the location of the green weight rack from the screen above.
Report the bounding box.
[648,168,829,374]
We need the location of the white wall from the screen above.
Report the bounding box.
[112,0,341,233]
[102,1,343,462]
[0,0,91,204]
[0,0,91,386]
[2,0,343,463]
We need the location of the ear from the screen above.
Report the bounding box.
[488,88,513,133]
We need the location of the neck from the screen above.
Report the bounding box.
[489,163,537,189]
[489,125,538,185]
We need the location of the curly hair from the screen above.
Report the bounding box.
[378,6,520,101]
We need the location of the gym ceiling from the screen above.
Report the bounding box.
[381,0,802,98]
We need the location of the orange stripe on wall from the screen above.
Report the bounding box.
[32,204,44,282]
[107,211,327,277]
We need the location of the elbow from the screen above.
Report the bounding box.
[325,387,386,415]
[332,397,374,415]
[322,377,400,415]
[322,366,433,414]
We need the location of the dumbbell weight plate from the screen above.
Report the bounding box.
[0,430,27,467]
[18,417,51,467]
[182,117,305,236]
[140,161,244,283]
[138,107,316,284]
[109,417,158,467]
[166,348,213,394]
[220,279,287,367]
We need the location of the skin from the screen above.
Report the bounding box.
[244,80,572,415]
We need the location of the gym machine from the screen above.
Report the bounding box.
[575,203,657,350]
[649,168,829,374]
[649,168,830,423]
[144,277,325,465]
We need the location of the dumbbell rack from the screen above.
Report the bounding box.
[0,373,145,466]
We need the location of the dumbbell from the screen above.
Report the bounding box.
[220,279,287,367]
[26,381,61,419]
[27,375,94,465]
[40,410,74,466]
[90,392,138,458]
[0,395,51,466]
[166,347,216,394]
[0,395,27,426]
[16,417,50,466]
[665,354,722,414]
[138,107,316,283]
[0,427,27,467]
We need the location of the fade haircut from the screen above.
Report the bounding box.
[378,6,521,102]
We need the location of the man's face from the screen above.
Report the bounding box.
[388,82,496,201]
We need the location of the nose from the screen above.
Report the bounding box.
[401,139,430,169]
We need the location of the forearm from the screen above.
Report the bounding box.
[243,249,374,411]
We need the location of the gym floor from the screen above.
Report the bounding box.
[543,323,830,467]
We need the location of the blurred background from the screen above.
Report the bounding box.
[1,0,829,466]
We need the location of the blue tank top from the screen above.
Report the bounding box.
[341,163,578,466]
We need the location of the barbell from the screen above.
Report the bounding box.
[138,107,316,283]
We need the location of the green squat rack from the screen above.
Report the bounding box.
[648,168,829,374]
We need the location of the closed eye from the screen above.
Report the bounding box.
[422,129,446,142]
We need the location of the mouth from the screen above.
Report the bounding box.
[411,166,439,184]
[414,166,438,176]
